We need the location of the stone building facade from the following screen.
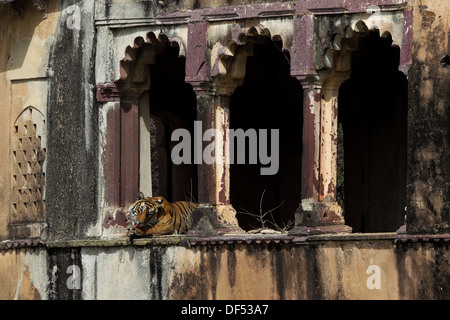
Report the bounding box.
[0,0,449,299]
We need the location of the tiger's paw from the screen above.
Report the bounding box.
[126,225,141,242]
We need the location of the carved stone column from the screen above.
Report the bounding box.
[290,11,352,235]
[185,81,242,236]
[183,21,242,236]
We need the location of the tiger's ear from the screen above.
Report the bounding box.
[137,191,145,200]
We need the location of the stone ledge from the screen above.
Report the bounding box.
[187,233,294,246]
[45,235,185,248]
[45,239,130,248]
[395,233,450,243]
[0,238,43,250]
[5,231,450,251]
[307,232,397,242]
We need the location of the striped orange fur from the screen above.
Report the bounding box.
[128,194,197,236]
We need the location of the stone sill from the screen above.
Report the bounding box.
[4,232,450,251]
[307,232,397,242]
[45,236,184,248]
[31,232,402,248]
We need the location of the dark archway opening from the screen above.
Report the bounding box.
[338,30,407,233]
[148,42,198,203]
[230,37,303,231]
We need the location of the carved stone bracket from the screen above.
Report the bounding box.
[96,83,120,103]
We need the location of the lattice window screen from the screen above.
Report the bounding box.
[10,107,46,238]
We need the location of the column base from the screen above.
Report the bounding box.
[186,204,244,237]
[289,200,352,235]
[396,224,406,234]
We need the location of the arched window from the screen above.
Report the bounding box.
[338,30,407,232]
[229,36,303,231]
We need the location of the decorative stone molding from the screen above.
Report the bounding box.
[96,83,120,103]
[118,32,186,94]
[185,22,209,93]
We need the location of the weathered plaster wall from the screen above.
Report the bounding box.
[45,0,99,241]
[0,1,60,240]
[2,238,450,300]
[0,0,98,242]
[164,240,450,300]
[406,0,450,233]
[0,247,47,300]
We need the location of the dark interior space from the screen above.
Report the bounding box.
[229,36,303,231]
[148,42,198,203]
[338,30,408,233]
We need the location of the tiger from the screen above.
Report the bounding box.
[127,192,197,237]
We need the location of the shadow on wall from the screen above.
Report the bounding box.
[148,43,198,203]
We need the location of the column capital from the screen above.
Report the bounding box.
[187,78,243,97]
[320,70,350,94]
[289,200,352,236]
[185,78,214,95]
[291,71,321,90]
[292,69,352,236]
[213,78,243,97]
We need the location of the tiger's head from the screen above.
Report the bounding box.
[128,192,170,230]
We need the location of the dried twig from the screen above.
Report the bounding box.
[238,189,293,232]
[184,179,197,203]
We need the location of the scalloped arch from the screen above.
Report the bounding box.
[118,32,186,86]
[211,23,291,80]
[321,19,400,73]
